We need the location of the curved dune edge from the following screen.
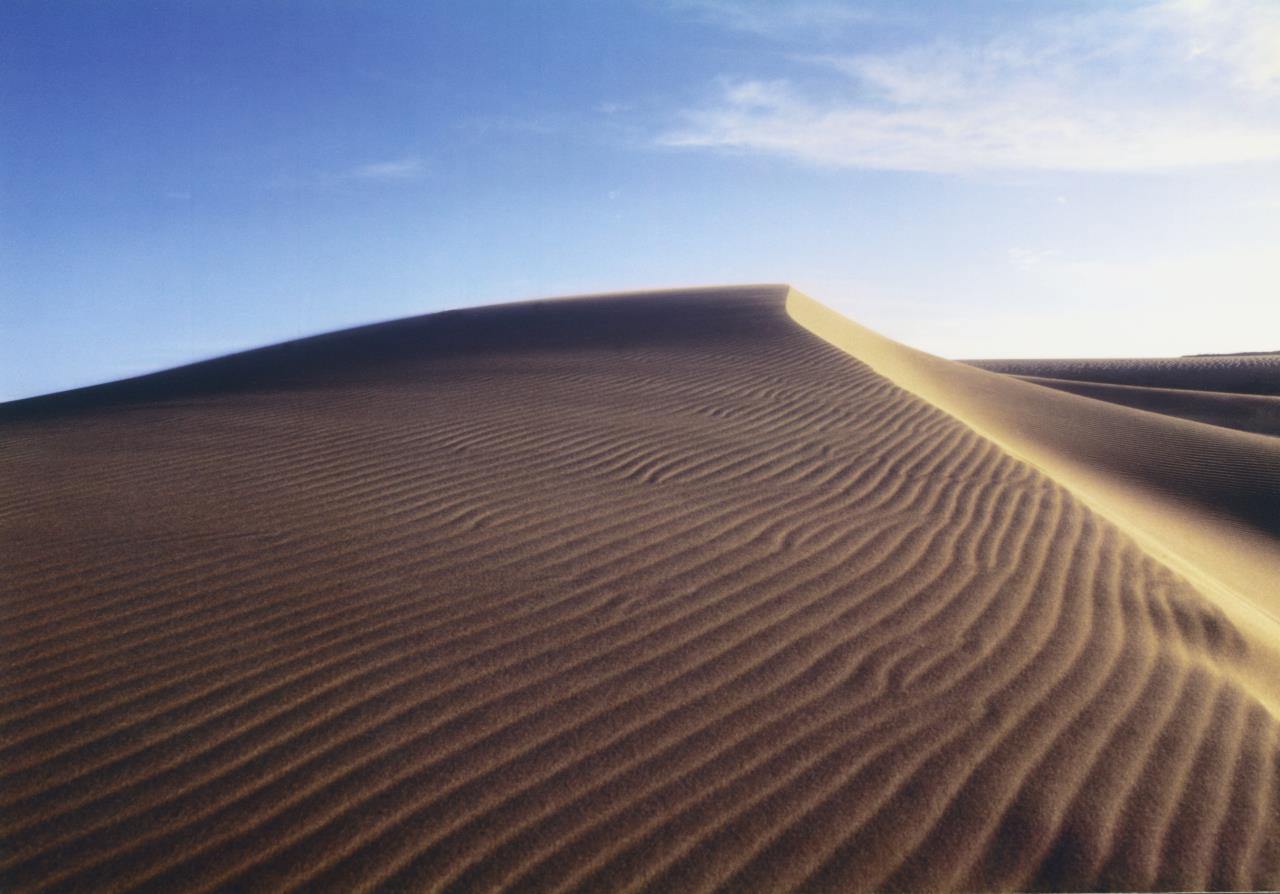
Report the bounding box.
[786,288,1280,711]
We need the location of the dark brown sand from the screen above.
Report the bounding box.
[2,285,1278,892]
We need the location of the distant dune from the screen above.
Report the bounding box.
[990,376,1280,438]
[2,285,1278,892]
[970,354,1280,396]
[967,355,1280,438]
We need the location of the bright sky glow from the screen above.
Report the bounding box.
[3,0,1278,401]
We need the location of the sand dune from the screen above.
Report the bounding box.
[965,355,1280,438]
[2,285,1278,892]
[970,354,1280,397]
[790,291,1280,690]
[990,376,1280,439]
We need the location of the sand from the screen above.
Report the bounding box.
[967,355,1280,438]
[970,354,1280,397]
[2,285,1278,892]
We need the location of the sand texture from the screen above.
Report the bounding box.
[2,285,1279,893]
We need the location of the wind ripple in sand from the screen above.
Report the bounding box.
[1,285,1278,892]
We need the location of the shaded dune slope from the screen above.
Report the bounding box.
[3,286,1279,892]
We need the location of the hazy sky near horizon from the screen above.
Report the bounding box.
[4,0,1279,401]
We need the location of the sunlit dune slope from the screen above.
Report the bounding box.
[791,290,1280,650]
[2,285,1279,893]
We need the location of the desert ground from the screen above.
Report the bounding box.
[2,284,1278,892]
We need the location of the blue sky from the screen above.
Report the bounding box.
[3,0,1279,401]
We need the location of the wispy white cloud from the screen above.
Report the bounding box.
[1160,0,1280,92]
[350,157,425,180]
[662,0,1280,172]
[1006,247,1062,270]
